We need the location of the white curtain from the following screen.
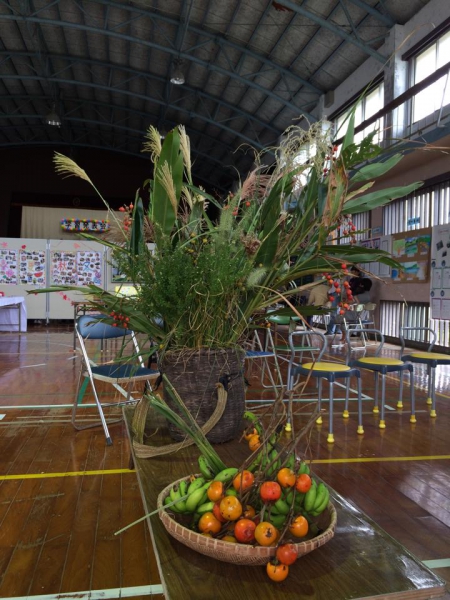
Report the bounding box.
[21,206,110,239]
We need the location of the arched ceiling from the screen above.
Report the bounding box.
[0,0,431,192]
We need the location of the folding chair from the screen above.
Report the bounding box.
[74,314,160,445]
[244,325,282,389]
[400,326,450,418]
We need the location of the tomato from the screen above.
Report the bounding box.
[198,512,222,535]
[234,518,256,544]
[244,427,258,441]
[277,467,296,488]
[266,561,289,582]
[254,521,279,546]
[295,473,312,493]
[233,470,255,493]
[260,481,282,503]
[222,535,237,543]
[248,434,261,451]
[219,496,243,521]
[213,501,227,523]
[289,515,309,538]
[243,504,256,519]
[207,480,225,502]
[276,543,298,566]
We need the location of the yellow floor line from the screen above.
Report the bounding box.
[1,455,450,481]
[0,468,135,481]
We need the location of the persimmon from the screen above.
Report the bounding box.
[266,561,289,582]
[233,470,255,492]
[255,521,278,546]
[289,515,309,538]
[198,512,222,535]
[277,467,296,488]
[219,496,243,521]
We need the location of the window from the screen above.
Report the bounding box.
[383,179,450,235]
[411,30,450,123]
[335,83,384,145]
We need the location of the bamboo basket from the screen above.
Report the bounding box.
[157,476,337,566]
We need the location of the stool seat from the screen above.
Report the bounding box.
[301,362,351,372]
[355,357,405,371]
[404,352,450,363]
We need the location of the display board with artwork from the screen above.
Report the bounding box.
[390,228,431,283]
[430,224,450,319]
[0,249,18,284]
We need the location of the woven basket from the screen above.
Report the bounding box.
[162,347,245,444]
[157,476,337,566]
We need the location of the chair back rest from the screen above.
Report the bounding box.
[77,314,131,340]
[363,302,376,311]
[399,326,436,353]
[345,327,384,360]
[289,329,327,361]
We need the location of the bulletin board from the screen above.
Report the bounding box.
[430,223,450,320]
[390,227,431,283]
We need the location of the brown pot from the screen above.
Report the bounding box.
[162,347,245,444]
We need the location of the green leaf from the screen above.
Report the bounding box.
[344,181,423,214]
[129,194,144,256]
[341,109,355,151]
[350,153,404,184]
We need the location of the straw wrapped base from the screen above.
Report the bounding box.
[157,476,337,566]
[162,347,245,444]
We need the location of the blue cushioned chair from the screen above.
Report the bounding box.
[74,314,159,445]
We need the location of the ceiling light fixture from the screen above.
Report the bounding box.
[45,103,61,127]
[170,59,185,85]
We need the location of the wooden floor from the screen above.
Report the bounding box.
[0,323,449,600]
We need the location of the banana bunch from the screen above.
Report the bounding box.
[303,481,330,517]
[164,466,239,516]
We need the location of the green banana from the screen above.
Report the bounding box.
[312,482,326,511]
[185,482,210,513]
[294,492,306,508]
[187,476,205,495]
[311,485,330,516]
[225,488,238,497]
[214,467,238,483]
[169,483,187,513]
[196,501,215,515]
[298,462,310,475]
[284,489,294,505]
[164,494,182,513]
[273,498,290,516]
[198,455,215,479]
[269,513,287,528]
[304,479,317,512]
[243,411,263,435]
[286,454,295,470]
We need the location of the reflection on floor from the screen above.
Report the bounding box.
[0,323,449,598]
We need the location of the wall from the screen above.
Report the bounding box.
[0,146,151,237]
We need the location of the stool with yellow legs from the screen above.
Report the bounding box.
[291,330,364,443]
[349,329,416,429]
[400,326,450,418]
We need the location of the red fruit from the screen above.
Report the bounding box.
[213,502,227,523]
[276,543,298,566]
[333,281,339,288]
[119,206,125,212]
[234,518,256,544]
[260,481,282,503]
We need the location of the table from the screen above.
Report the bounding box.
[123,407,446,600]
[0,295,27,332]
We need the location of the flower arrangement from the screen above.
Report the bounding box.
[42,118,420,358]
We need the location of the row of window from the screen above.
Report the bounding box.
[334,29,450,145]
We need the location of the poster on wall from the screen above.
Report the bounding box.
[19,250,46,286]
[430,224,450,319]
[76,251,102,285]
[0,249,18,284]
[51,251,77,285]
[390,228,431,283]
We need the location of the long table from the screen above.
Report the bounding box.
[123,407,446,600]
[0,295,27,332]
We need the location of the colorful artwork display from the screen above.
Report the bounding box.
[391,228,431,283]
[51,251,77,285]
[0,249,18,284]
[19,250,46,286]
[76,251,102,285]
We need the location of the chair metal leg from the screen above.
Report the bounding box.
[379,373,386,429]
[409,366,416,424]
[430,367,437,418]
[327,381,334,443]
[356,375,364,435]
[343,379,350,418]
[373,372,379,414]
[316,378,323,424]
[397,370,404,409]
[426,364,433,406]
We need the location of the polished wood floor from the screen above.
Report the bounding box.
[0,323,449,599]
